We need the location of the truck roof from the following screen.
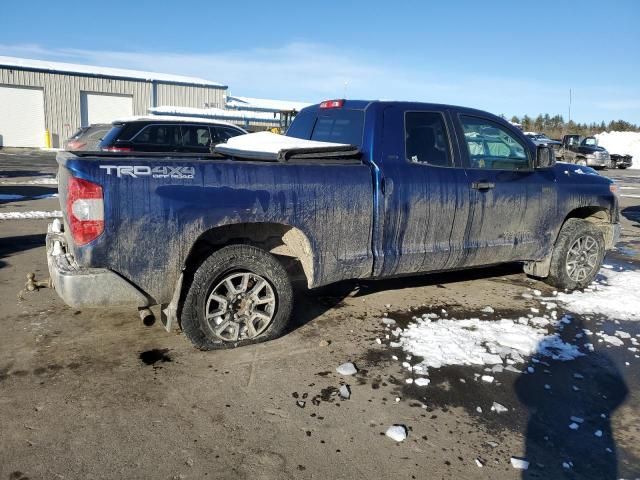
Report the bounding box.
[301,100,508,122]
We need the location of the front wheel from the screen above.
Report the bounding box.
[576,159,588,167]
[546,218,605,291]
[181,245,293,350]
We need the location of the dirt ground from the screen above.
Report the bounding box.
[1,151,639,480]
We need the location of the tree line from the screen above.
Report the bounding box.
[505,114,640,139]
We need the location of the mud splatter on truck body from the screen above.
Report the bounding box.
[50,100,619,315]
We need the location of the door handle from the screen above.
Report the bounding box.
[471,181,495,190]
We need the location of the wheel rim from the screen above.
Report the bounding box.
[577,159,587,166]
[565,235,600,282]
[204,272,276,342]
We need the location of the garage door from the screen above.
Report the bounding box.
[80,92,133,126]
[0,86,46,148]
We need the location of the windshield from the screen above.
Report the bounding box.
[286,108,364,147]
[582,137,598,146]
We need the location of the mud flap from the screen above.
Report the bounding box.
[523,257,551,278]
[161,273,183,333]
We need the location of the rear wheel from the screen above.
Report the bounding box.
[546,218,605,291]
[181,245,293,350]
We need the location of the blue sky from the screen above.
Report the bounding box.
[1,0,639,123]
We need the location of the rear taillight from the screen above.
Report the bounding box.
[104,146,132,152]
[319,99,344,109]
[66,176,104,245]
[67,140,86,150]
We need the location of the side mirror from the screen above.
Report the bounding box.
[535,145,555,168]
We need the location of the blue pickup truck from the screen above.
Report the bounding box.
[47,100,620,350]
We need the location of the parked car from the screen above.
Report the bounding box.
[98,116,247,154]
[65,124,111,151]
[610,153,633,169]
[524,132,563,159]
[557,135,611,169]
[524,132,561,147]
[47,100,619,350]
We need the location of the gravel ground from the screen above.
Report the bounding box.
[1,150,639,479]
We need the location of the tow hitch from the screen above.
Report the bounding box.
[18,272,52,300]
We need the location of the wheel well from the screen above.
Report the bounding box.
[183,223,314,288]
[564,206,609,225]
[525,206,611,278]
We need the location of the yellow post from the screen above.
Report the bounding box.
[44,129,52,149]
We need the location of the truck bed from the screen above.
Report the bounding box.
[56,151,376,304]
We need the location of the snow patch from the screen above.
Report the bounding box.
[0,210,62,220]
[414,377,430,387]
[336,362,357,376]
[556,268,640,320]
[491,402,509,413]
[399,317,582,375]
[385,425,407,442]
[510,457,529,470]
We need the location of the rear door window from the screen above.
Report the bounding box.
[180,125,212,150]
[131,124,180,147]
[459,116,529,170]
[216,127,244,142]
[404,112,452,167]
[287,109,364,146]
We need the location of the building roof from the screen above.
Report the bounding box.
[0,56,225,87]
[149,105,281,124]
[226,95,311,113]
[111,115,242,129]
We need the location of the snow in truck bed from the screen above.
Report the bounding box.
[214,131,353,160]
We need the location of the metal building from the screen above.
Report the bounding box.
[150,96,312,132]
[0,56,227,148]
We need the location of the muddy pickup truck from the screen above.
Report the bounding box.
[557,134,612,169]
[47,100,620,350]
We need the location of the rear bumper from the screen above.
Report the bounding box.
[46,225,149,309]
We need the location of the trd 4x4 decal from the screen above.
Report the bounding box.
[99,165,195,179]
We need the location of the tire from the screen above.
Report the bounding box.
[619,165,628,170]
[546,218,605,291]
[181,245,293,350]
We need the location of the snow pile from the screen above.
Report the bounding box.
[0,177,58,185]
[0,210,62,220]
[595,131,640,169]
[215,131,351,160]
[399,316,582,374]
[556,267,640,320]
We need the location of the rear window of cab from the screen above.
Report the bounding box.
[286,109,364,147]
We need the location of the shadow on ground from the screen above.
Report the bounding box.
[0,234,46,269]
[621,206,640,228]
[516,318,628,479]
[0,185,58,204]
